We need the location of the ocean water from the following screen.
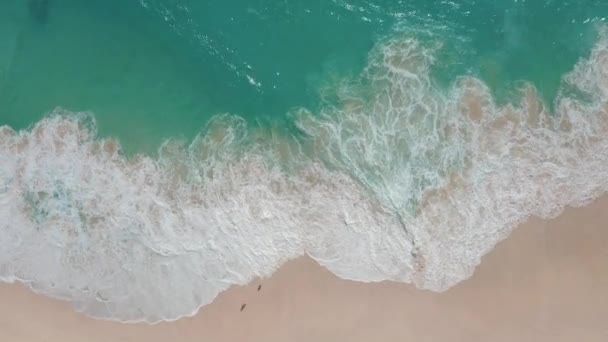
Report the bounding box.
[1,0,608,323]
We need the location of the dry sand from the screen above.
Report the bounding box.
[1,197,607,342]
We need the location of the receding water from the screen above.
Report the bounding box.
[1,0,608,323]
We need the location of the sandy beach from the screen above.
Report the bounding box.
[1,196,607,342]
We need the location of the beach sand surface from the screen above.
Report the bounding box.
[1,197,607,342]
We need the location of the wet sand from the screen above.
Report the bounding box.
[1,197,607,341]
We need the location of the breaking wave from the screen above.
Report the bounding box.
[2,30,608,323]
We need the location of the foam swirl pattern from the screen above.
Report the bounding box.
[1,32,608,322]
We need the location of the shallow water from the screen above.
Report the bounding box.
[1,0,608,323]
[1,0,604,150]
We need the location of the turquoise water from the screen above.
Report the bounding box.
[2,0,608,323]
[1,0,605,152]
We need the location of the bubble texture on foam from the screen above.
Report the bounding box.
[2,31,608,323]
[0,112,406,322]
[298,31,608,290]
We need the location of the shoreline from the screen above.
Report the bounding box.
[1,197,607,341]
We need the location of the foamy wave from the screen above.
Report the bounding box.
[2,30,608,323]
[297,31,608,289]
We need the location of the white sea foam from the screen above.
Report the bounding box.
[2,31,608,323]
